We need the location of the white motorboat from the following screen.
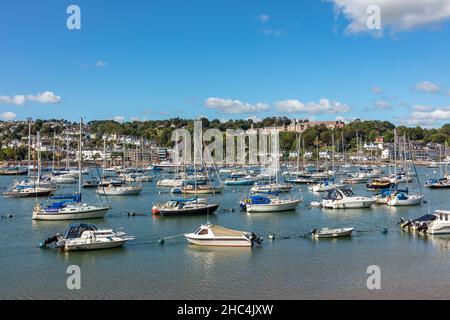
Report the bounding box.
[386,191,423,206]
[427,210,450,235]
[185,224,262,247]
[240,195,301,213]
[251,183,293,194]
[50,174,78,184]
[42,224,135,251]
[399,211,450,235]
[311,227,354,238]
[308,180,346,192]
[123,173,153,182]
[157,179,184,187]
[97,183,143,196]
[322,188,374,209]
[341,173,370,184]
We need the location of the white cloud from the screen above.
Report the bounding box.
[262,29,286,37]
[275,98,350,114]
[255,14,271,23]
[413,105,433,111]
[0,91,61,105]
[205,98,269,114]
[328,0,450,34]
[415,81,440,93]
[371,87,383,94]
[1,112,16,120]
[402,106,450,126]
[96,60,107,68]
[247,115,263,123]
[113,116,125,123]
[374,100,391,109]
[0,95,26,105]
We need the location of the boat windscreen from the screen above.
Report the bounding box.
[342,189,355,197]
[64,224,97,239]
[413,214,437,222]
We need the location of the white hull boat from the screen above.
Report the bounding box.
[185,224,262,247]
[387,193,423,206]
[311,227,354,238]
[33,203,109,220]
[241,195,301,213]
[322,188,374,209]
[42,224,134,251]
[157,179,184,187]
[428,211,450,235]
[97,185,143,196]
[309,182,346,192]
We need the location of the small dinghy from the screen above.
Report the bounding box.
[185,224,262,247]
[311,227,354,239]
[41,223,135,251]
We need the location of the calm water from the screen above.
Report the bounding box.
[1,167,450,300]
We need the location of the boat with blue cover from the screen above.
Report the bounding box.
[32,119,110,221]
[33,194,109,220]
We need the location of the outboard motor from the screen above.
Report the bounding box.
[417,222,428,233]
[246,232,263,245]
[40,233,62,248]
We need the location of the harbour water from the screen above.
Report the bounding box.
[1,167,450,300]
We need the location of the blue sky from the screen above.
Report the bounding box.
[1,0,450,127]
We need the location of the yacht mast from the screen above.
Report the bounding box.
[332,133,335,176]
[51,131,56,173]
[103,137,107,180]
[78,118,83,195]
[37,132,41,187]
[394,128,397,175]
[27,120,31,179]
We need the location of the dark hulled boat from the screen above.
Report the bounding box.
[152,198,219,217]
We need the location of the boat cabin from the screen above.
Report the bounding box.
[64,224,98,239]
[324,188,355,200]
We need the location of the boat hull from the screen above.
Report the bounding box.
[97,187,143,196]
[322,199,374,209]
[157,204,219,217]
[313,228,354,238]
[185,236,252,247]
[64,240,128,251]
[246,200,300,213]
[32,207,109,221]
[387,195,423,206]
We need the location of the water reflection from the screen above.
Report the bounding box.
[185,244,253,272]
